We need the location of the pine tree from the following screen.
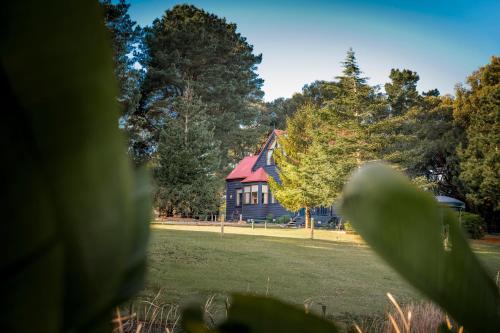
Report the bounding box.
[154,88,220,217]
[385,69,420,116]
[338,47,368,86]
[329,48,386,123]
[100,0,142,117]
[138,4,264,170]
[100,0,146,165]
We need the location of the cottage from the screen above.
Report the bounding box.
[225,130,336,223]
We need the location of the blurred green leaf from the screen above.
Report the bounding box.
[1,1,150,332]
[181,304,212,333]
[340,163,500,332]
[221,294,339,333]
[182,294,339,333]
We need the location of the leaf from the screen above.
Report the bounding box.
[340,163,500,332]
[182,294,339,333]
[1,0,150,331]
[181,304,213,333]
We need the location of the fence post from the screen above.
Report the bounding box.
[265,219,267,230]
[252,219,254,230]
[310,218,314,240]
[220,219,224,238]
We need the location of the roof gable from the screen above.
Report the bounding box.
[226,129,285,181]
[252,129,284,171]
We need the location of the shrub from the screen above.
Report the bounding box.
[276,215,291,224]
[343,221,354,232]
[460,212,486,239]
[266,213,274,223]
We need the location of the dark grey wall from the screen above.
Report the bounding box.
[225,179,291,221]
[240,181,290,220]
[225,179,242,221]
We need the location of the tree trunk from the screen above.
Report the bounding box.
[184,114,188,146]
[305,206,311,229]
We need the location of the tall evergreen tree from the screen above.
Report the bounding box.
[100,0,146,165]
[100,0,143,117]
[138,4,264,170]
[338,47,368,86]
[455,56,500,226]
[154,88,220,217]
[329,48,386,122]
[385,69,420,116]
[311,50,375,202]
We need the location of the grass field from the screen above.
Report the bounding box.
[140,225,500,320]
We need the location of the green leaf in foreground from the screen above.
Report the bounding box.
[182,294,339,333]
[1,1,150,332]
[340,163,500,332]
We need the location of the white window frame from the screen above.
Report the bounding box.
[261,184,269,204]
[251,185,259,205]
[244,186,251,204]
[236,189,243,206]
[266,139,277,165]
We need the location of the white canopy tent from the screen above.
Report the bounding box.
[435,196,466,210]
[435,195,465,224]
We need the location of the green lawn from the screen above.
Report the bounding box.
[141,226,500,319]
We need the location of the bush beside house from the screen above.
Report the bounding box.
[460,212,487,239]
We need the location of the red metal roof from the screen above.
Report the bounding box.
[225,155,258,180]
[241,167,269,183]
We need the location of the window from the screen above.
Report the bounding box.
[266,139,277,165]
[244,186,251,204]
[270,191,277,204]
[266,150,274,165]
[251,185,258,204]
[261,185,268,204]
[236,189,243,206]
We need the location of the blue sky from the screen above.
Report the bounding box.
[128,0,499,101]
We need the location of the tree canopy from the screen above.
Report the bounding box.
[456,56,500,223]
[136,4,265,170]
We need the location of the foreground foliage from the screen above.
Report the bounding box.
[1,1,150,331]
[341,164,500,332]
